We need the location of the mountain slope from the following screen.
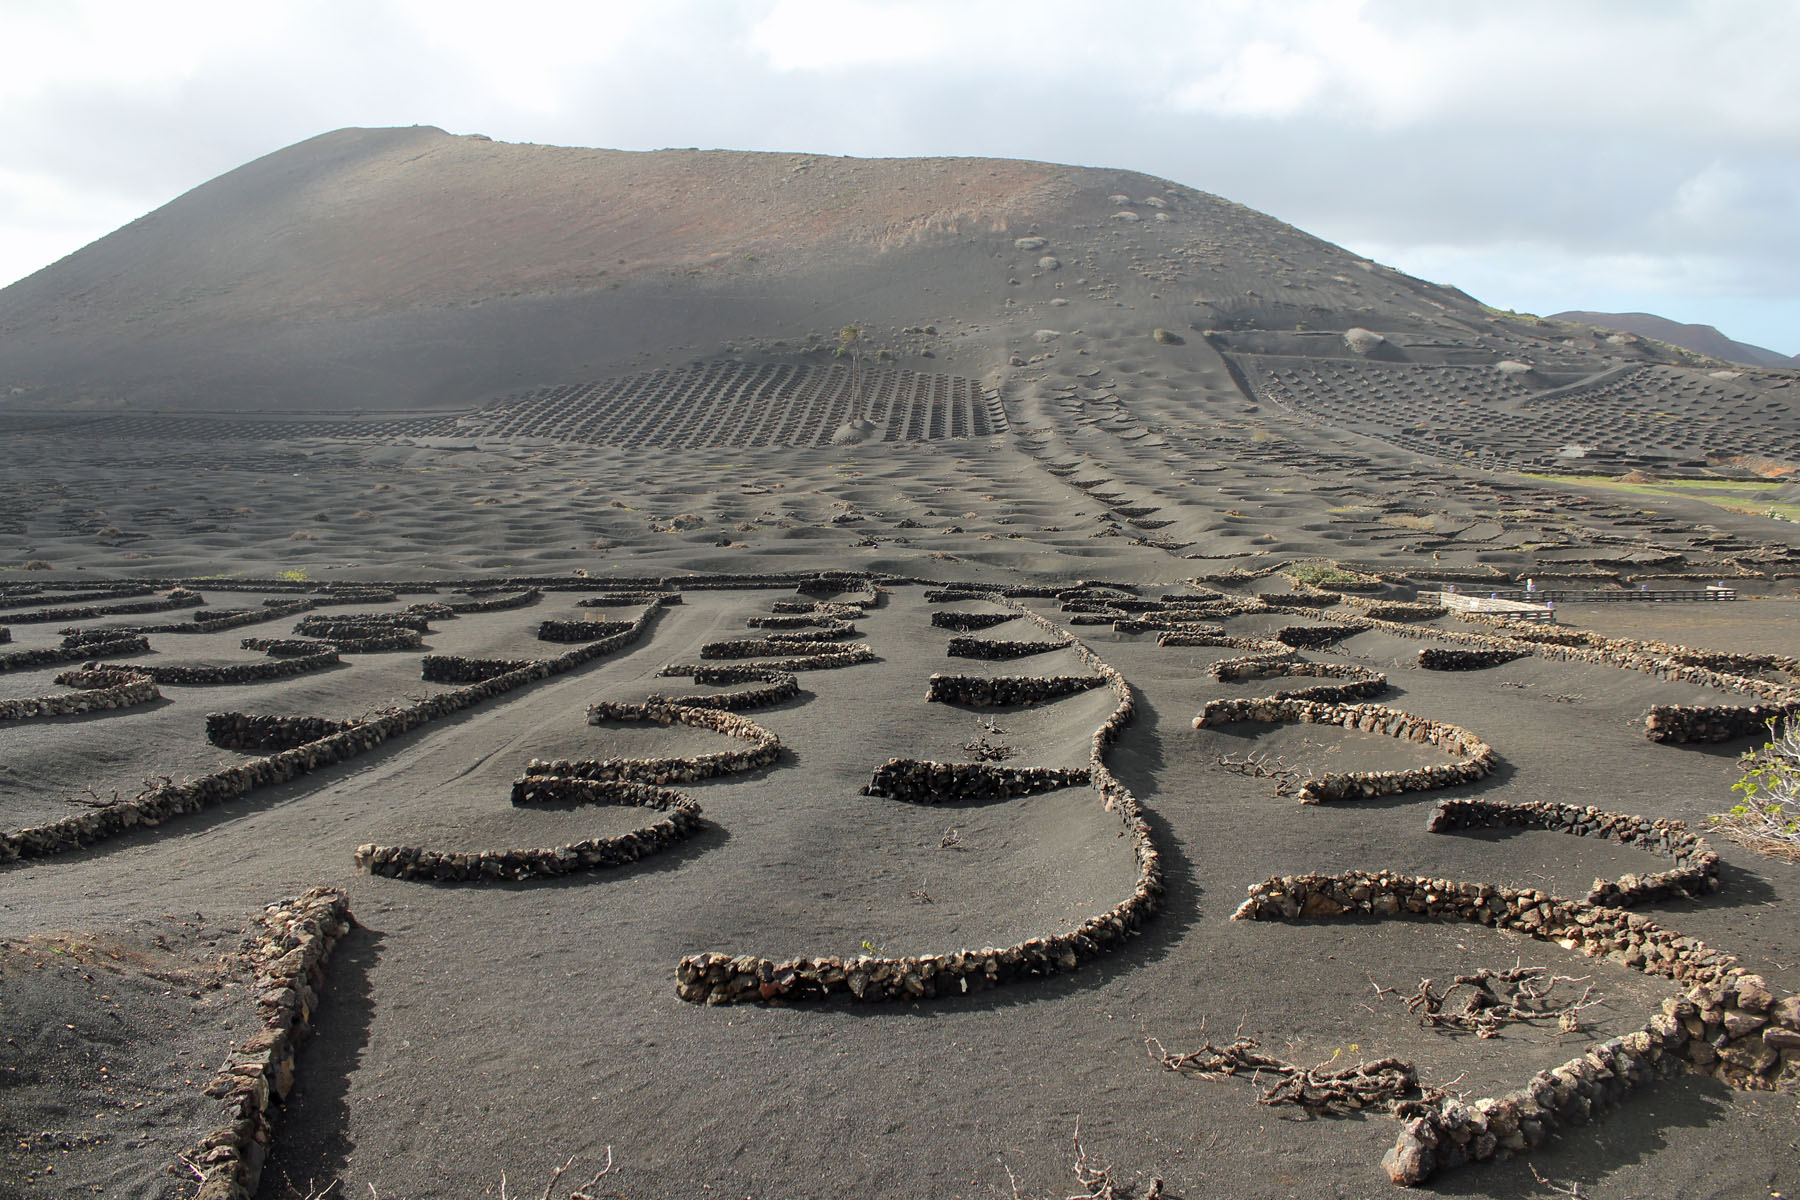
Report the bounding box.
[1550,310,1796,368]
[2,126,1793,483]
[0,125,1561,413]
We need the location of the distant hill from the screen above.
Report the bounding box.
[0,125,1601,413]
[1,123,1782,466]
[1548,311,1798,369]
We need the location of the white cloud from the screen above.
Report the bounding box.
[1158,1,1432,126]
[382,0,669,113]
[0,0,283,105]
[748,0,948,71]
[1168,40,1328,119]
[1672,163,1752,228]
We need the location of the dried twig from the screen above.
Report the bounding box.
[569,1146,617,1200]
[282,1182,340,1200]
[1068,1118,1119,1199]
[1396,964,1602,1038]
[962,731,1015,761]
[64,784,121,808]
[498,1148,616,1200]
[1000,1121,1162,1200]
[1214,750,1310,796]
[1529,1161,1587,1197]
[1150,1035,1420,1117]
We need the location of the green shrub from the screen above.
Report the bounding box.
[1712,720,1800,863]
[1284,560,1362,587]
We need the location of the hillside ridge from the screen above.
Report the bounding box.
[1550,310,1797,369]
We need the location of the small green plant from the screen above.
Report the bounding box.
[277,567,312,583]
[836,324,868,412]
[1713,720,1800,863]
[1284,560,1362,587]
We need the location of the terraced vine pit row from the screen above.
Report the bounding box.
[460,362,1005,449]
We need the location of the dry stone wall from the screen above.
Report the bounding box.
[1156,631,1296,656]
[762,622,859,643]
[527,701,780,784]
[577,591,681,608]
[0,584,154,609]
[1445,615,1590,645]
[924,673,1105,706]
[1644,701,1799,744]
[648,665,800,711]
[1230,870,1798,1186]
[769,599,865,617]
[690,638,876,671]
[671,646,875,672]
[206,713,357,754]
[1276,621,1371,649]
[1341,597,1448,622]
[675,602,1165,1006]
[187,887,354,1200]
[121,600,321,637]
[241,637,334,658]
[313,588,402,604]
[0,588,201,624]
[1209,657,1389,704]
[353,591,868,885]
[863,759,1090,802]
[0,601,668,861]
[930,610,1021,631]
[538,618,633,642]
[1303,606,1798,741]
[200,602,313,626]
[1195,699,1495,803]
[1256,591,1339,608]
[448,587,541,613]
[945,634,1072,660]
[357,779,703,882]
[1063,597,1164,614]
[1112,617,1230,635]
[1458,614,1798,677]
[97,650,340,686]
[703,636,844,659]
[0,632,149,673]
[1426,797,1720,906]
[797,576,881,606]
[0,667,159,721]
[1418,647,1529,671]
[323,628,423,653]
[745,613,847,630]
[296,611,432,635]
[419,655,530,683]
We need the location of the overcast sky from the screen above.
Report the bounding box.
[4,0,1797,354]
